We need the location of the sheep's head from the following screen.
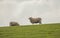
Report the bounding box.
[29,17,32,20]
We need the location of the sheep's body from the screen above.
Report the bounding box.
[10,22,20,26]
[29,17,42,24]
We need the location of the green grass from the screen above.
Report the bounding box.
[0,23,60,38]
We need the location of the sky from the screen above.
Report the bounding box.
[0,0,60,26]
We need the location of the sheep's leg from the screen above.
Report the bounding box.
[32,23,34,24]
[39,21,42,24]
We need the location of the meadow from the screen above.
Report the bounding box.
[0,23,60,38]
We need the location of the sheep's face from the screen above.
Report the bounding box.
[29,17,32,20]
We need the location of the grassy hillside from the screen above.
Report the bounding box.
[0,23,60,38]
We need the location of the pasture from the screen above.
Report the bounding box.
[0,23,60,38]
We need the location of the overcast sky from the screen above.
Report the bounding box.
[0,0,60,26]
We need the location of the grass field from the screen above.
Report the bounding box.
[0,23,60,38]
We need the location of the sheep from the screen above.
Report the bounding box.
[29,17,42,24]
[9,21,20,26]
